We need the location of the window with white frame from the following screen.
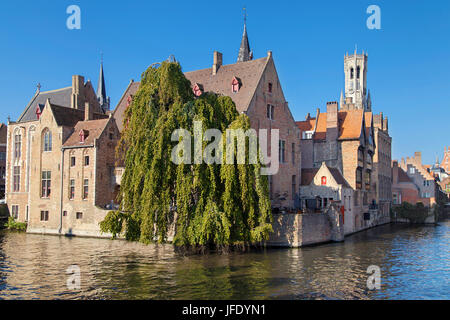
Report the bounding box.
[41,171,51,198]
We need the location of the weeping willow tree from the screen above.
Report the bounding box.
[100,61,272,249]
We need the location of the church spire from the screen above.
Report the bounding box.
[237,8,252,63]
[97,54,110,113]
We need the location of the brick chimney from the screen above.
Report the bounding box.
[326,101,338,142]
[212,51,223,75]
[392,160,399,185]
[414,151,422,165]
[71,75,85,110]
[383,116,389,132]
[85,102,93,121]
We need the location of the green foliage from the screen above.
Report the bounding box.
[4,216,27,232]
[393,202,431,223]
[101,61,272,249]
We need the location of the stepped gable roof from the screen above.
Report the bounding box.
[18,87,72,123]
[63,118,110,147]
[184,57,269,113]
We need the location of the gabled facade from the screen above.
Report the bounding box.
[113,31,301,210]
[392,160,420,205]
[400,152,440,206]
[300,162,355,234]
[5,70,119,237]
[297,101,375,231]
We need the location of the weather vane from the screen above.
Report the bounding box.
[243,7,247,25]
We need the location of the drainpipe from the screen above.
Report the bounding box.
[58,147,64,234]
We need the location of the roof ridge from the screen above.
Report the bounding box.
[38,86,72,94]
[184,56,268,75]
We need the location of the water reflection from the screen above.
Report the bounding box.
[0,221,448,300]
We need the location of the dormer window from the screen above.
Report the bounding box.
[231,77,241,93]
[36,105,43,120]
[79,129,89,143]
[321,176,327,186]
[126,95,133,107]
[193,83,203,97]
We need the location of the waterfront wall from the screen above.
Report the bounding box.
[268,205,344,247]
[27,206,113,238]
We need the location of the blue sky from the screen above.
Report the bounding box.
[0,0,448,164]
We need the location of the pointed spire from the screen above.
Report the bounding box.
[237,8,252,63]
[97,54,110,112]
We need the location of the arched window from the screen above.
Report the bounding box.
[43,129,52,152]
[14,130,22,159]
[350,68,354,79]
[356,66,361,79]
[321,176,327,186]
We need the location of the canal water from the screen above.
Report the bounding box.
[0,220,448,300]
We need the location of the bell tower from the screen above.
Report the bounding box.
[343,49,370,111]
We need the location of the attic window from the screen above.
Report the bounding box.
[321,176,327,186]
[268,83,273,93]
[126,95,133,107]
[79,129,89,143]
[193,83,203,97]
[231,77,240,93]
[36,106,42,120]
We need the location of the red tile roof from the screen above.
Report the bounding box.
[63,118,110,147]
[298,109,366,141]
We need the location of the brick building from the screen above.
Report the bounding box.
[441,147,450,174]
[0,123,6,199]
[391,160,420,205]
[6,68,119,237]
[400,152,439,206]
[372,113,392,219]
[296,51,392,232]
[113,23,302,210]
[297,101,375,232]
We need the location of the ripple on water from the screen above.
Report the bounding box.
[0,221,449,300]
